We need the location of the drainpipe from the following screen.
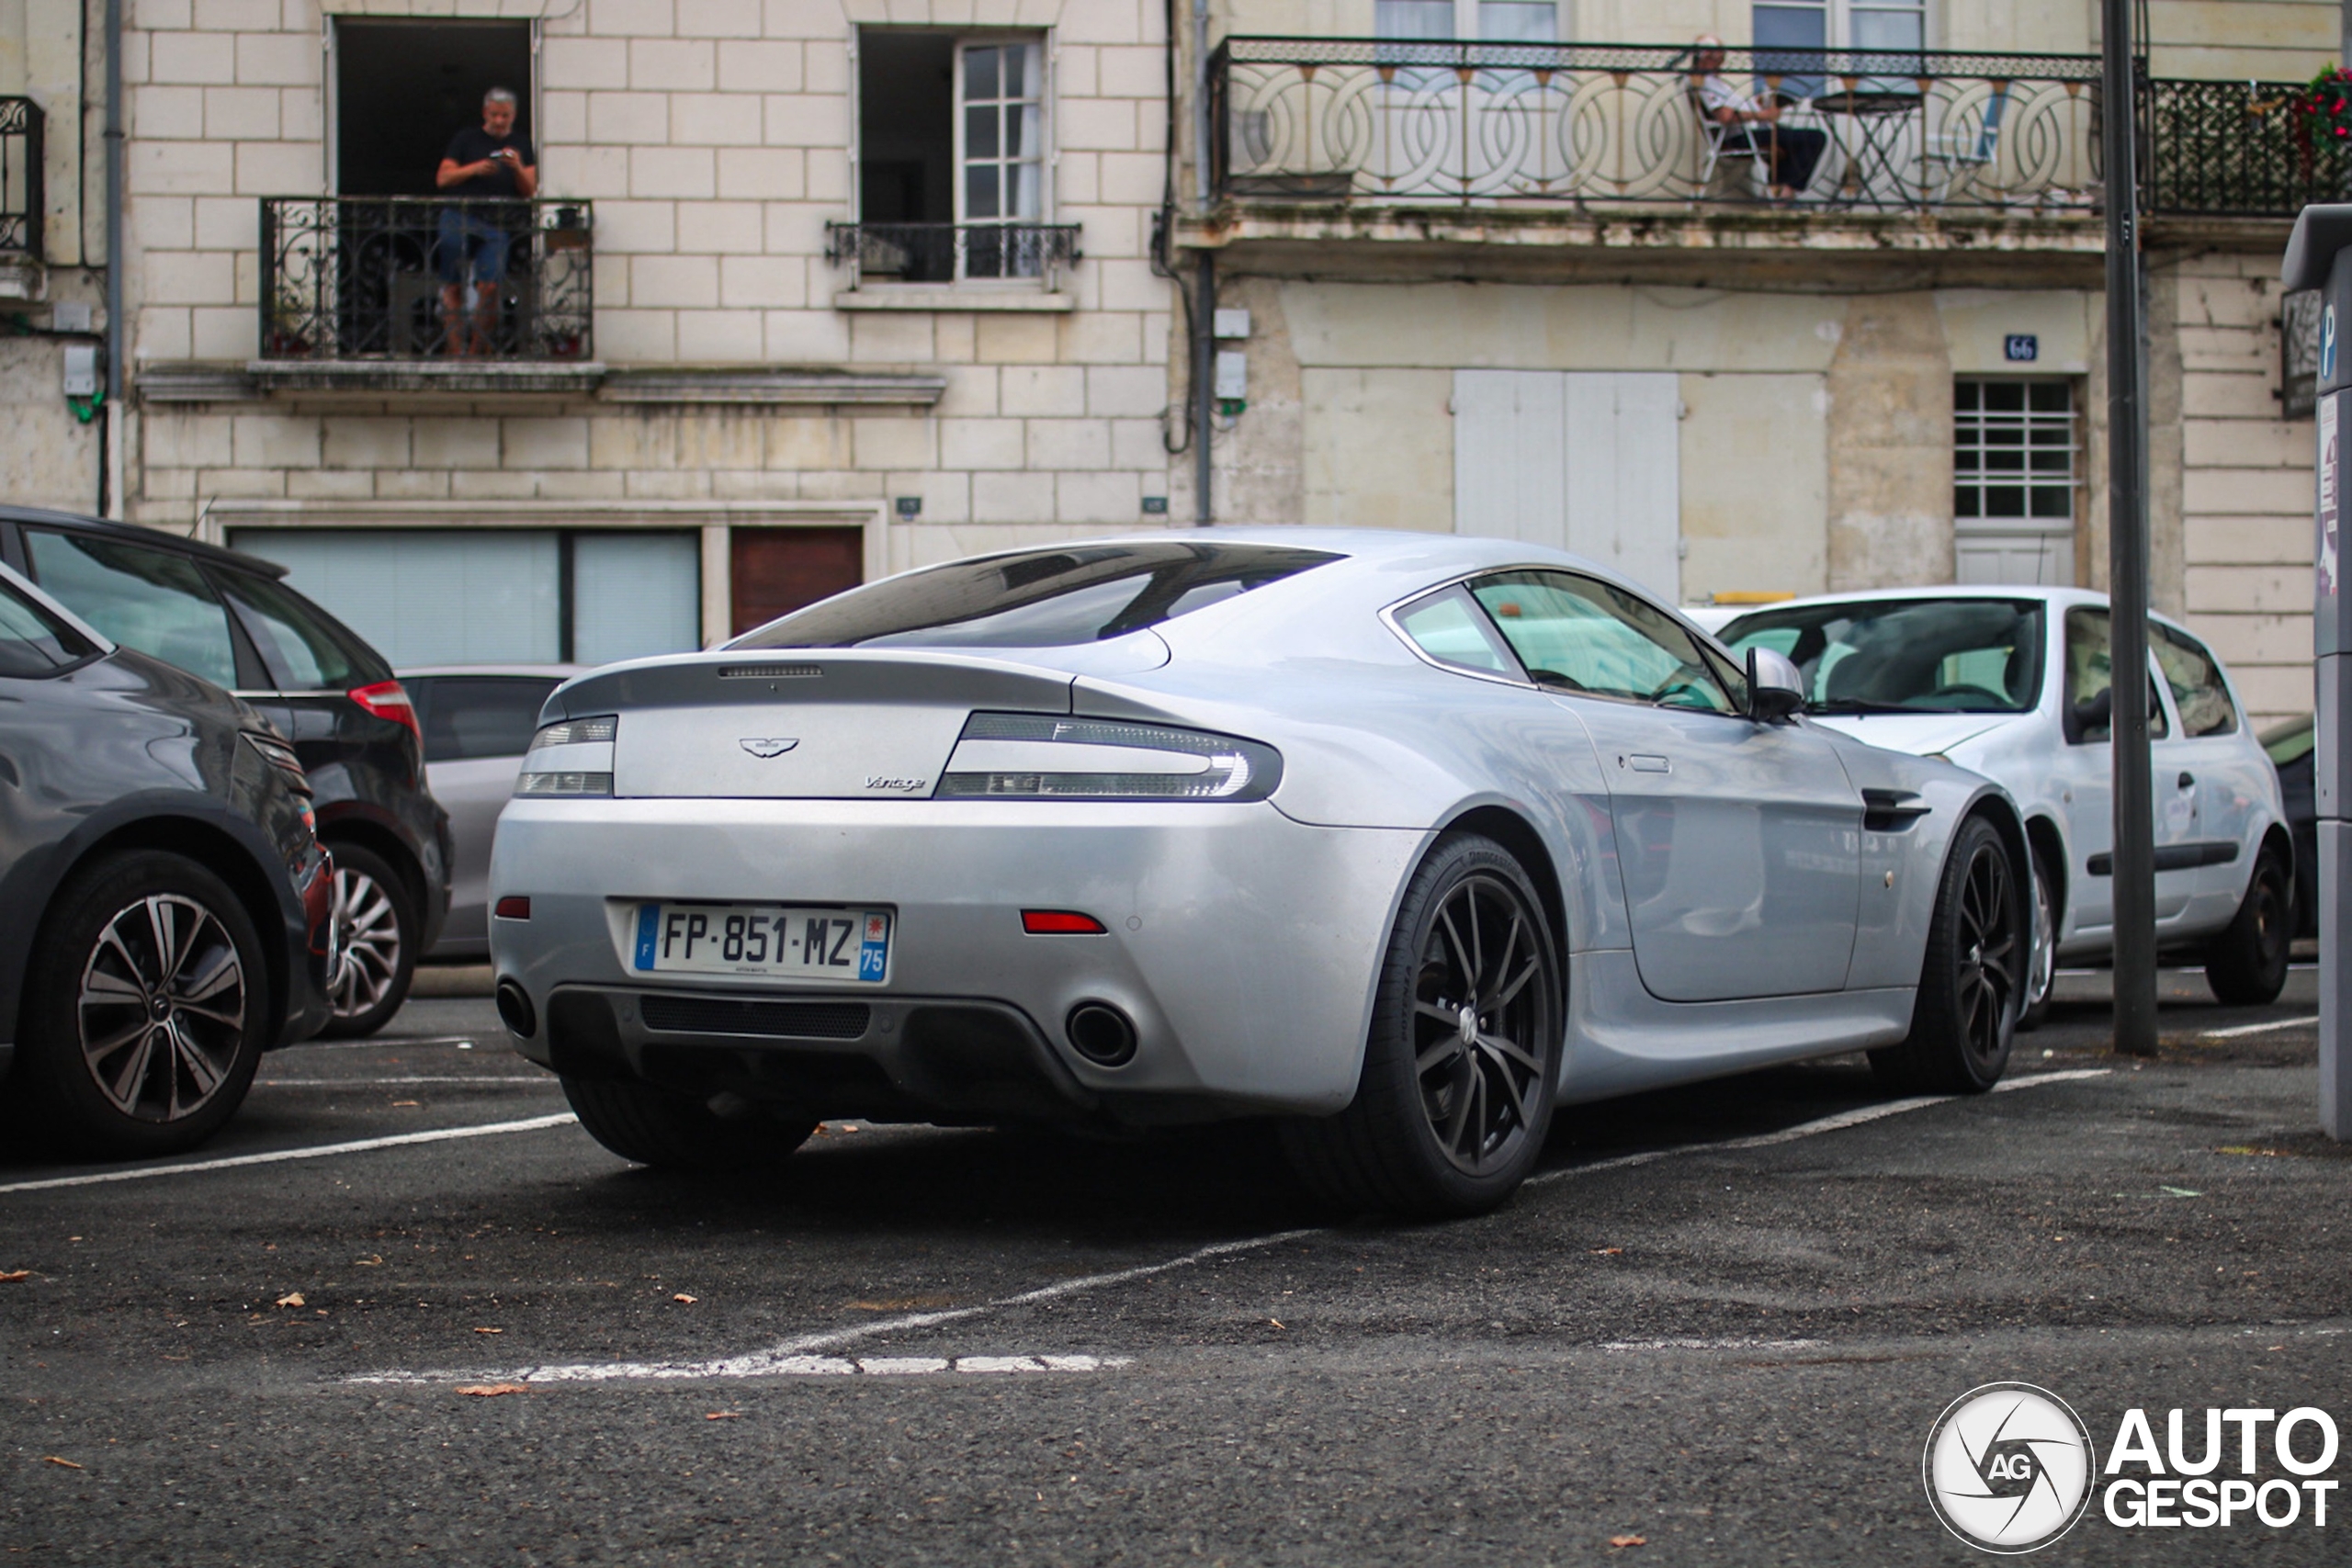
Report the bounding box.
[102,0,125,519]
[1191,0,1213,526]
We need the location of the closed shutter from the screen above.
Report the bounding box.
[573,533,701,664]
[1454,369,1680,602]
[242,529,560,667]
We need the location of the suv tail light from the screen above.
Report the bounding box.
[349,680,421,745]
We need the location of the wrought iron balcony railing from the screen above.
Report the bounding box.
[1213,39,2107,213]
[0,97,43,254]
[2144,77,2350,218]
[824,221,1083,288]
[258,197,594,363]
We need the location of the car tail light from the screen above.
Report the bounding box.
[518,715,618,796]
[939,714,1282,802]
[1022,909,1107,935]
[349,680,421,744]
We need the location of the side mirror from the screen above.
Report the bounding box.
[1747,647,1805,722]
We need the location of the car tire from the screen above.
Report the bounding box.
[2205,848,2291,1008]
[316,843,418,1040]
[1871,816,2021,1094]
[6,851,266,1158]
[561,1076,818,1172]
[1279,832,1561,1219]
[2018,844,2057,1033]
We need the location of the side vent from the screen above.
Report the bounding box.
[1861,789,1932,832]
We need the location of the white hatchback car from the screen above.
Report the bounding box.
[1716,588,2293,1022]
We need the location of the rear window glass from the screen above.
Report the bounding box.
[731,543,1340,649]
[0,580,97,677]
[412,676,563,763]
[218,571,390,691]
[25,529,240,690]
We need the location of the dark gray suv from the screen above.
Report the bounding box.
[0,565,334,1156]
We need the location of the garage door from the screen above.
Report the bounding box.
[232,529,700,668]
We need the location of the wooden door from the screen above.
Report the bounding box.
[729,527,865,636]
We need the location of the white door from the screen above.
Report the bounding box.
[1454,369,1681,602]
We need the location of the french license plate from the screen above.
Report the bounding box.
[632,904,892,983]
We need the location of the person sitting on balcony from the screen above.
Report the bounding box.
[434,86,537,356]
[1691,35,1826,202]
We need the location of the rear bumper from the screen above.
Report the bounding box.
[488,797,1426,1122]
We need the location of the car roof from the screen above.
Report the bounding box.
[0,505,290,579]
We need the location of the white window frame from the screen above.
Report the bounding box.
[951,36,1052,280]
[1373,2,1572,40]
[1752,0,1932,51]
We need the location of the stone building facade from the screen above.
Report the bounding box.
[0,0,2327,723]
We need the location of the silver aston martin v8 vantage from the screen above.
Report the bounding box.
[488,530,2030,1215]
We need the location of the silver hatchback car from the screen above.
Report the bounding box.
[1717,588,2294,1023]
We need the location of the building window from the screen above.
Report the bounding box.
[1753,1,1927,53]
[855,31,1053,282]
[335,19,532,197]
[1956,379,2075,522]
[1954,378,2078,587]
[229,530,701,668]
[1373,2,1563,39]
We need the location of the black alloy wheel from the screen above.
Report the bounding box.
[317,842,419,1038]
[7,851,266,1157]
[1871,815,2020,1093]
[1283,832,1562,1217]
[2206,849,2292,1007]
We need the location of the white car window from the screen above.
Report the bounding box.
[2149,622,2237,738]
[1469,571,1736,715]
[1393,588,1519,676]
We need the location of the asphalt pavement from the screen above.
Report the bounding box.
[1,966,2346,1565]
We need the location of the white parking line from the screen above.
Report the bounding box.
[0,1113,579,1196]
[350,1069,2111,1388]
[2200,1015,2319,1040]
[279,1035,481,1052]
[257,1077,558,1087]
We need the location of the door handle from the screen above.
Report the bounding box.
[1623,754,1671,773]
[2177,772,2195,789]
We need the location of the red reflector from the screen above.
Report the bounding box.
[493,897,531,920]
[348,679,423,746]
[1022,909,1106,935]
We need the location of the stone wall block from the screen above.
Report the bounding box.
[232,31,314,87]
[1024,417,1112,470]
[412,417,502,469]
[717,39,803,93]
[502,417,593,470]
[1056,468,1141,525]
[675,309,769,361]
[1000,364,1085,416]
[148,32,236,85]
[972,469,1054,523]
[853,414,936,471]
[939,416,1025,469]
[974,313,1058,365]
[322,417,413,470]
[132,85,206,140]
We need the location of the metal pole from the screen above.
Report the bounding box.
[2103,0,2158,1056]
[103,0,125,520]
[1194,250,1215,526]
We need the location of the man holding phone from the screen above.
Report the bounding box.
[435,87,537,356]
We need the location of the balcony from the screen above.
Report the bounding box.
[1206,39,2331,254]
[824,221,1083,299]
[0,97,43,295]
[255,197,594,392]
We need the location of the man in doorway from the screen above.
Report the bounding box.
[1691,35,1826,202]
[435,87,537,355]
